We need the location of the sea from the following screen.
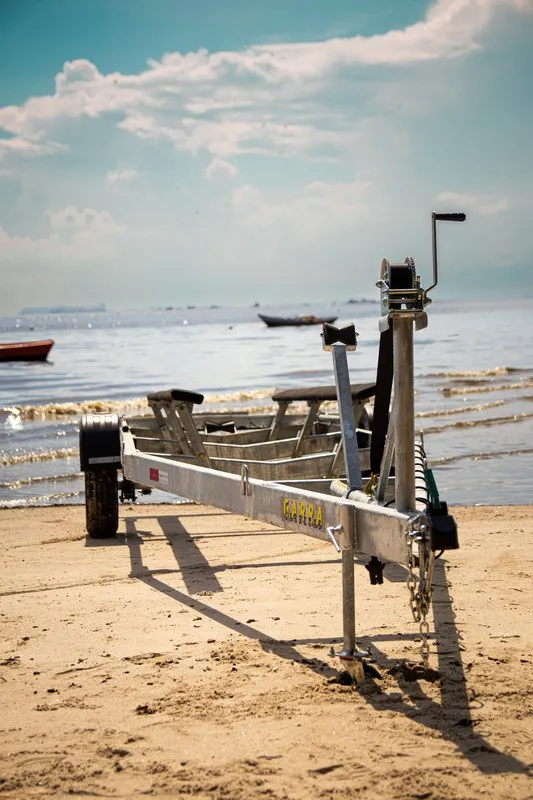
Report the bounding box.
[1,297,533,509]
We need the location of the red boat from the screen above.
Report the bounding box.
[0,338,54,362]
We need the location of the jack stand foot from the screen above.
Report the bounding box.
[336,649,369,684]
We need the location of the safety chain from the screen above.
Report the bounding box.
[406,516,435,667]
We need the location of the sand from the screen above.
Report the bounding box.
[0,503,531,799]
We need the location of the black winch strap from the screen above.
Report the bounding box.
[370,324,394,474]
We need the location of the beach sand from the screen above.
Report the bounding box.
[0,503,531,799]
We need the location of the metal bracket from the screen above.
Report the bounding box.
[240,464,250,496]
[326,524,342,552]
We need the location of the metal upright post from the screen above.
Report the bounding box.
[342,549,356,648]
[392,314,416,512]
[337,529,365,684]
[325,331,366,681]
[332,343,363,492]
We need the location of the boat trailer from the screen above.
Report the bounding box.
[79,212,466,682]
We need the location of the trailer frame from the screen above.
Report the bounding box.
[80,212,466,682]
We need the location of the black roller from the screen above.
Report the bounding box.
[79,413,121,472]
[147,388,204,405]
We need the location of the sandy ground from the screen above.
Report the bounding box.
[0,503,531,799]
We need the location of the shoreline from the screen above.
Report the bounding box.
[0,503,531,798]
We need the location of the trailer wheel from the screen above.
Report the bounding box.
[85,468,119,538]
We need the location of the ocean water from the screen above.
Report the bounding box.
[1,298,533,508]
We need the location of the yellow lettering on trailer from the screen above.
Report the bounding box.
[281,498,324,530]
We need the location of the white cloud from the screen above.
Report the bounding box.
[233,176,373,216]
[204,157,239,179]
[0,0,529,161]
[105,168,139,186]
[0,137,66,161]
[47,205,126,234]
[436,190,510,215]
[0,206,126,268]
[227,177,376,278]
[0,211,126,312]
[233,184,262,208]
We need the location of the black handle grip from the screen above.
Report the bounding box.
[433,212,466,222]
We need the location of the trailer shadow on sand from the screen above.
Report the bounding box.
[86,512,530,779]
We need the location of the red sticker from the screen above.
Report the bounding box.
[149,467,159,481]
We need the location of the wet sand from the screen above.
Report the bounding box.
[0,503,531,799]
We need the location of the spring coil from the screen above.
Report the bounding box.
[414,441,429,511]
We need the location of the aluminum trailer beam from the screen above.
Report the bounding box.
[121,426,411,565]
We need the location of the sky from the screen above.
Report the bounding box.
[0,0,532,314]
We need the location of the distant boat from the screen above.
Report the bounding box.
[0,339,54,362]
[19,304,106,314]
[258,313,338,328]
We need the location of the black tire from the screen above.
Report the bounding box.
[85,468,119,538]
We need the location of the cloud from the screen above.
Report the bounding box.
[47,205,126,234]
[0,136,66,161]
[0,0,529,162]
[0,206,126,268]
[0,212,126,311]
[232,177,374,224]
[105,168,139,186]
[226,176,377,282]
[204,156,239,179]
[436,190,510,215]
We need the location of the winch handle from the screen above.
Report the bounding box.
[435,213,466,222]
[426,211,467,298]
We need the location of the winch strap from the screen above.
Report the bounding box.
[370,325,394,475]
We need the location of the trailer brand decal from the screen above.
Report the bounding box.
[149,467,169,484]
[282,498,323,529]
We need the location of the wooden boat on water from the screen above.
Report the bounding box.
[258,313,338,328]
[0,339,54,362]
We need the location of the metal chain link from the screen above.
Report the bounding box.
[406,518,435,667]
